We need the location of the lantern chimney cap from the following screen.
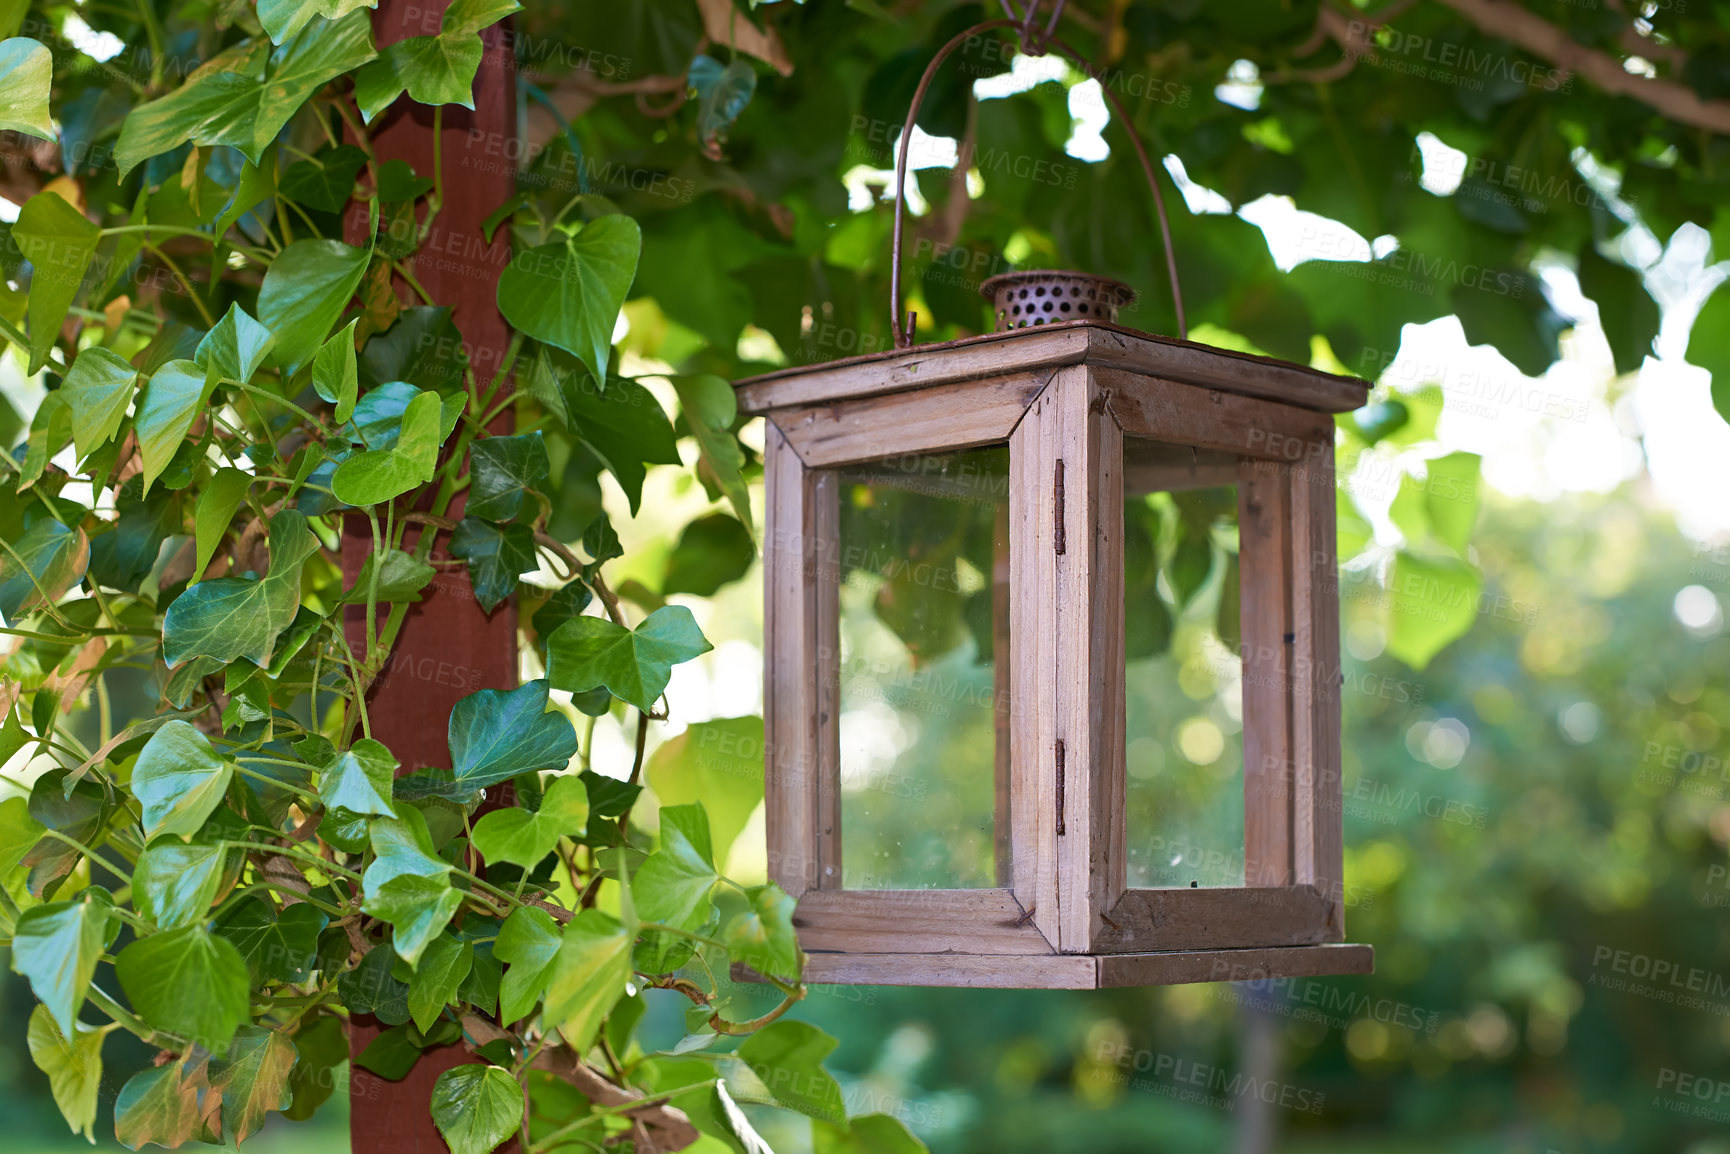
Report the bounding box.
[980,270,1136,331]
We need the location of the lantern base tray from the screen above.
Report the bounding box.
[736,943,1372,990]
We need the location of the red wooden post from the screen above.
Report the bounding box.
[341,1,519,1147]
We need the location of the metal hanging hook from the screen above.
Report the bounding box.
[888,7,1187,348]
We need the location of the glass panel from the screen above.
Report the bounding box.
[833,446,1010,889]
[1122,438,1246,888]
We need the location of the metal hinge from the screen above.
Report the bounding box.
[1053,460,1066,556]
[1054,738,1066,835]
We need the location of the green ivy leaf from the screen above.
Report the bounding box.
[376,157,434,202]
[581,513,622,567]
[14,190,100,373]
[134,359,210,493]
[91,482,181,592]
[113,1056,212,1151]
[359,306,468,393]
[671,373,752,534]
[26,1005,105,1143]
[279,143,371,212]
[257,0,377,42]
[1337,488,1373,563]
[635,803,719,929]
[22,772,105,897]
[313,318,360,424]
[662,513,755,598]
[430,1065,522,1154]
[546,605,713,712]
[317,737,398,816]
[132,721,235,843]
[407,933,473,1031]
[523,352,679,513]
[133,841,226,929]
[531,580,592,644]
[162,509,320,667]
[16,391,69,490]
[468,432,550,521]
[344,380,464,449]
[443,0,521,35]
[470,774,588,867]
[338,946,410,1024]
[194,467,252,579]
[364,805,451,889]
[214,898,328,984]
[257,237,372,372]
[813,1114,926,1154]
[195,302,276,387]
[689,54,756,156]
[342,548,437,605]
[448,516,535,613]
[331,388,445,504]
[214,156,277,240]
[0,518,89,621]
[284,1015,347,1120]
[117,13,377,176]
[1346,398,1409,446]
[731,1021,846,1123]
[365,872,464,966]
[116,924,252,1054]
[493,905,561,1024]
[434,680,579,799]
[209,1025,297,1143]
[354,32,485,121]
[498,215,641,387]
[1165,525,1213,609]
[647,715,762,867]
[1386,551,1482,670]
[0,38,54,141]
[1422,452,1481,554]
[354,1022,421,1079]
[10,890,111,1036]
[722,884,801,982]
[543,909,633,1050]
[1692,282,1730,421]
[1578,246,1659,376]
[0,794,45,877]
[59,346,138,463]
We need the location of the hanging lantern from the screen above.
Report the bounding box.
[733,9,1374,989]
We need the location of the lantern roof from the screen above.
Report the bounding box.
[734,318,1370,418]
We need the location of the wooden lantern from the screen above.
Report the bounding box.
[735,302,1376,989]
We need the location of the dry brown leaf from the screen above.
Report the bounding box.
[48,638,106,713]
[698,0,793,76]
[104,294,132,336]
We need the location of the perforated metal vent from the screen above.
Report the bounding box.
[980,270,1135,331]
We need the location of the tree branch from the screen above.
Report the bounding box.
[529,1047,700,1153]
[1428,0,1730,134]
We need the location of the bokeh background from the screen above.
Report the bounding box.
[8,0,1730,1151]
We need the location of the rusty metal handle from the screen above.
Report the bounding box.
[887,13,1188,347]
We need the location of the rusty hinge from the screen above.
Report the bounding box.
[1053,459,1066,556]
[1054,738,1066,835]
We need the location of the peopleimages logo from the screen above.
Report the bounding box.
[1345,21,1572,92]
[1091,1043,1327,1115]
[1588,946,1730,1017]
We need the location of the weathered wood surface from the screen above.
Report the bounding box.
[753,943,1374,989]
[793,889,1053,954]
[735,321,1369,415]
